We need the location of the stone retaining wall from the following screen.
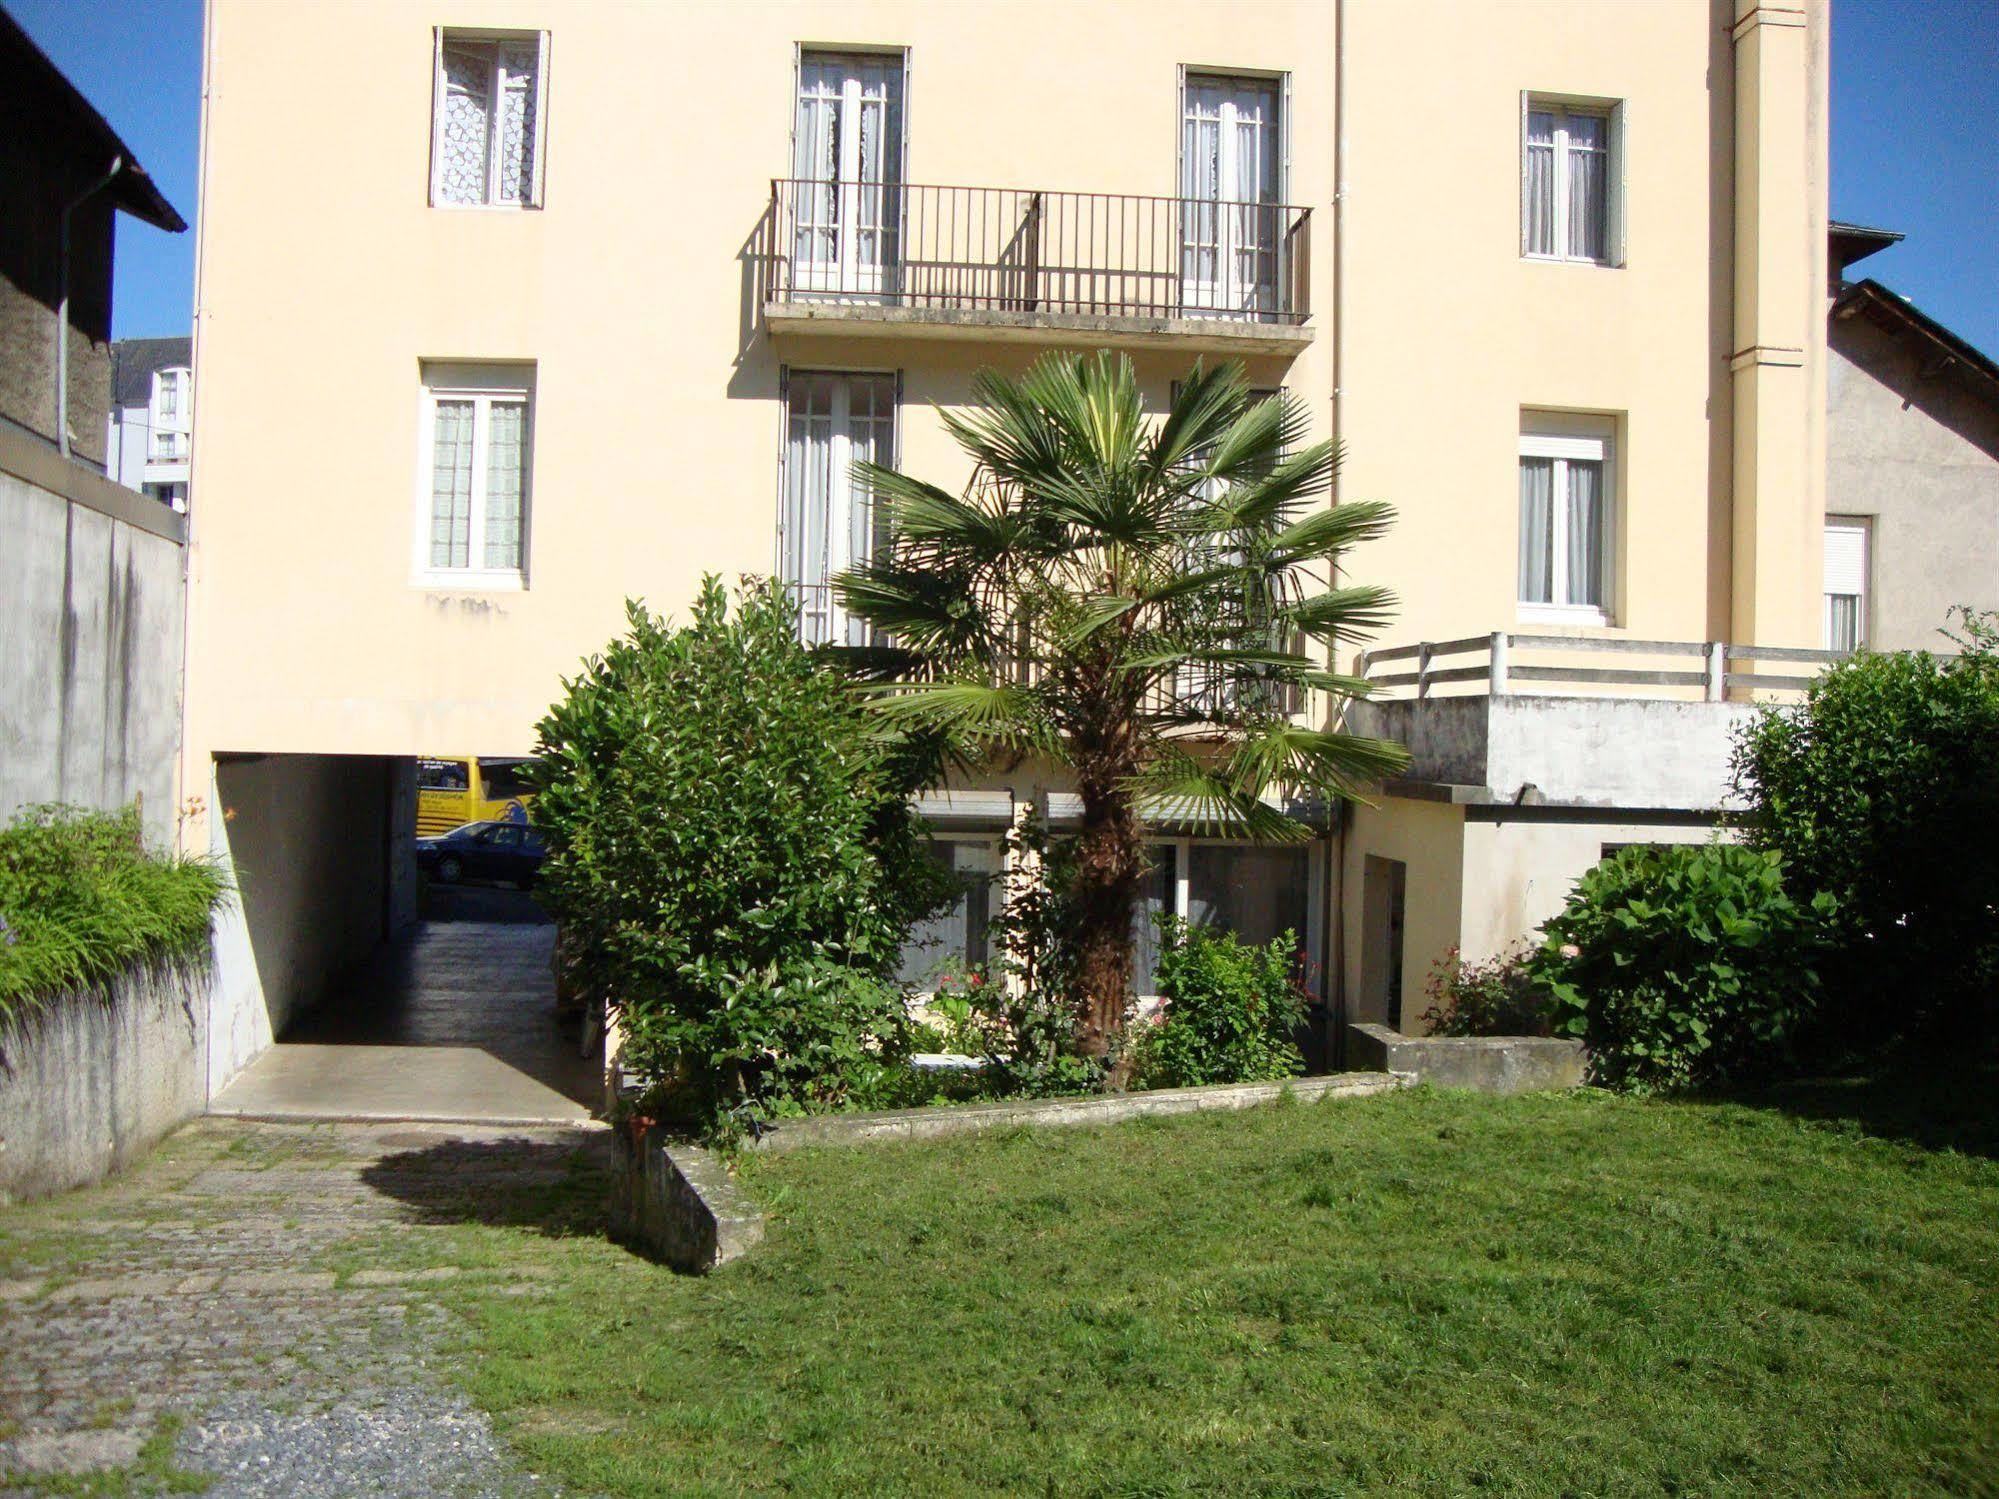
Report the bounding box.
[1347,1023,1586,1094]
[610,1127,765,1273]
[750,1071,1411,1152]
[0,962,210,1203]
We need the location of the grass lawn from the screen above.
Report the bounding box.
[362,1065,1999,1497]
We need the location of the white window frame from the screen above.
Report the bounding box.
[1521,95,1624,267]
[1177,67,1289,316]
[1823,516,1871,652]
[412,363,534,591]
[789,46,908,299]
[1517,426,1615,626]
[776,365,899,646]
[429,28,550,210]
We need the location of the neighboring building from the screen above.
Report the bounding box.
[1823,225,1999,653]
[0,5,189,844]
[105,335,193,511]
[184,0,1831,1074]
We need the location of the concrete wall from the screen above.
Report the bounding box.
[1827,314,1999,653]
[0,962,208,1204]
[1456,812,1719,968]
[1353,694,1761,812]
[0,426,186,845]
[205,754,398,1091]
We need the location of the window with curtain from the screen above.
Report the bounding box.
[433,32,545,207]
[1524,101,1613,264]
[1181,73,1282,314]
[780,370,896,646]
[897,840,1000,988]
[792,51,904,296]
[419,366,533,583]
[1518,428,1611,618]
[1823,518,1869,651]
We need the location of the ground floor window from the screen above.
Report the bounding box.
[897,838,999,988]
[1139,839,1314,996]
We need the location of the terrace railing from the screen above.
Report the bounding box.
[1359,633,1851,701]
[766,178,1312,325]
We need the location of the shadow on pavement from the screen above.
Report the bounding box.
[359,1133,616,1237]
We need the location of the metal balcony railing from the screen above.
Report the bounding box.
[765,179,1311,325]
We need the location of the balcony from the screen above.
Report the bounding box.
[762,179,1314,356]
[1349,633,1850,811]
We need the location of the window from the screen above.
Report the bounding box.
[792,51,904,296]
[779,369,895,645]
[1824,517,1870,651]
[897,840,1000,987]
[418,364,533,587]
[1181,72,1283,314]
[1518,423,1613,622]
[156,369,182,421]
[1523,98,1620,265]
[1131,839,1315,998]
[431,31,547,207]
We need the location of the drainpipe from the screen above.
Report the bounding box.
[1326,0,1350,1050]
[56,155,124,461]
[1330,0,1347,507]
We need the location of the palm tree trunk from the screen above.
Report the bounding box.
[1071,777,1143,1061]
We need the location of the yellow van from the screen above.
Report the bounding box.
[415,756,537,836]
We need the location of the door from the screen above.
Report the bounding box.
[793,51,903,300]
[1180,74,1281,316]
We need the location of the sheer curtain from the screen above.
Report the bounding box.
[483,402,525,569]
[1517,457,1554,604]
[1565,114,1607,261]
[1525,112,1556,255]
[1564,459,1602,606]
[429,401,474,568]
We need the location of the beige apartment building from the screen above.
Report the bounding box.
[183,0,1829,1082]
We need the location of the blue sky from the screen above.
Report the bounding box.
[12,0,1999,353]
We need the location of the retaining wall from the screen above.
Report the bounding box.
[1347,1023,1586,1094]
[0,963,210,1204]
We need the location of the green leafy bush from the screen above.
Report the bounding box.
[1136,918,1307,1088]
[1418,946,1550,1037]
[1732,608,1999,1044]
[0,805,226,1017]
[528,577,951,1130]
[1526,844,1836,1091]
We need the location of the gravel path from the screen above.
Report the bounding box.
[0,1118,611,1495]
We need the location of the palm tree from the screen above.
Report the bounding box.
[834,352,1409,1059]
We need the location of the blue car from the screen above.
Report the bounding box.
[415,821,547,888]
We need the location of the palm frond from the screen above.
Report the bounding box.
[1268,500,1397,564]
[1281,584,1401,643]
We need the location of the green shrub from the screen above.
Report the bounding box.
[1732,608,1999,1044]
[1526,844,1836,1091]
[528,577,952,1130]
[1136,918,1306,1088]
[1418,946,1550,1037]
[0,804,226,1017]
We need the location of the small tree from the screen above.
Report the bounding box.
[1732,608,1999,1044]
[835,353,1407,1058]
[528,577,950,1126]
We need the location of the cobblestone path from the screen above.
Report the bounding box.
[0,1118,614,1496]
